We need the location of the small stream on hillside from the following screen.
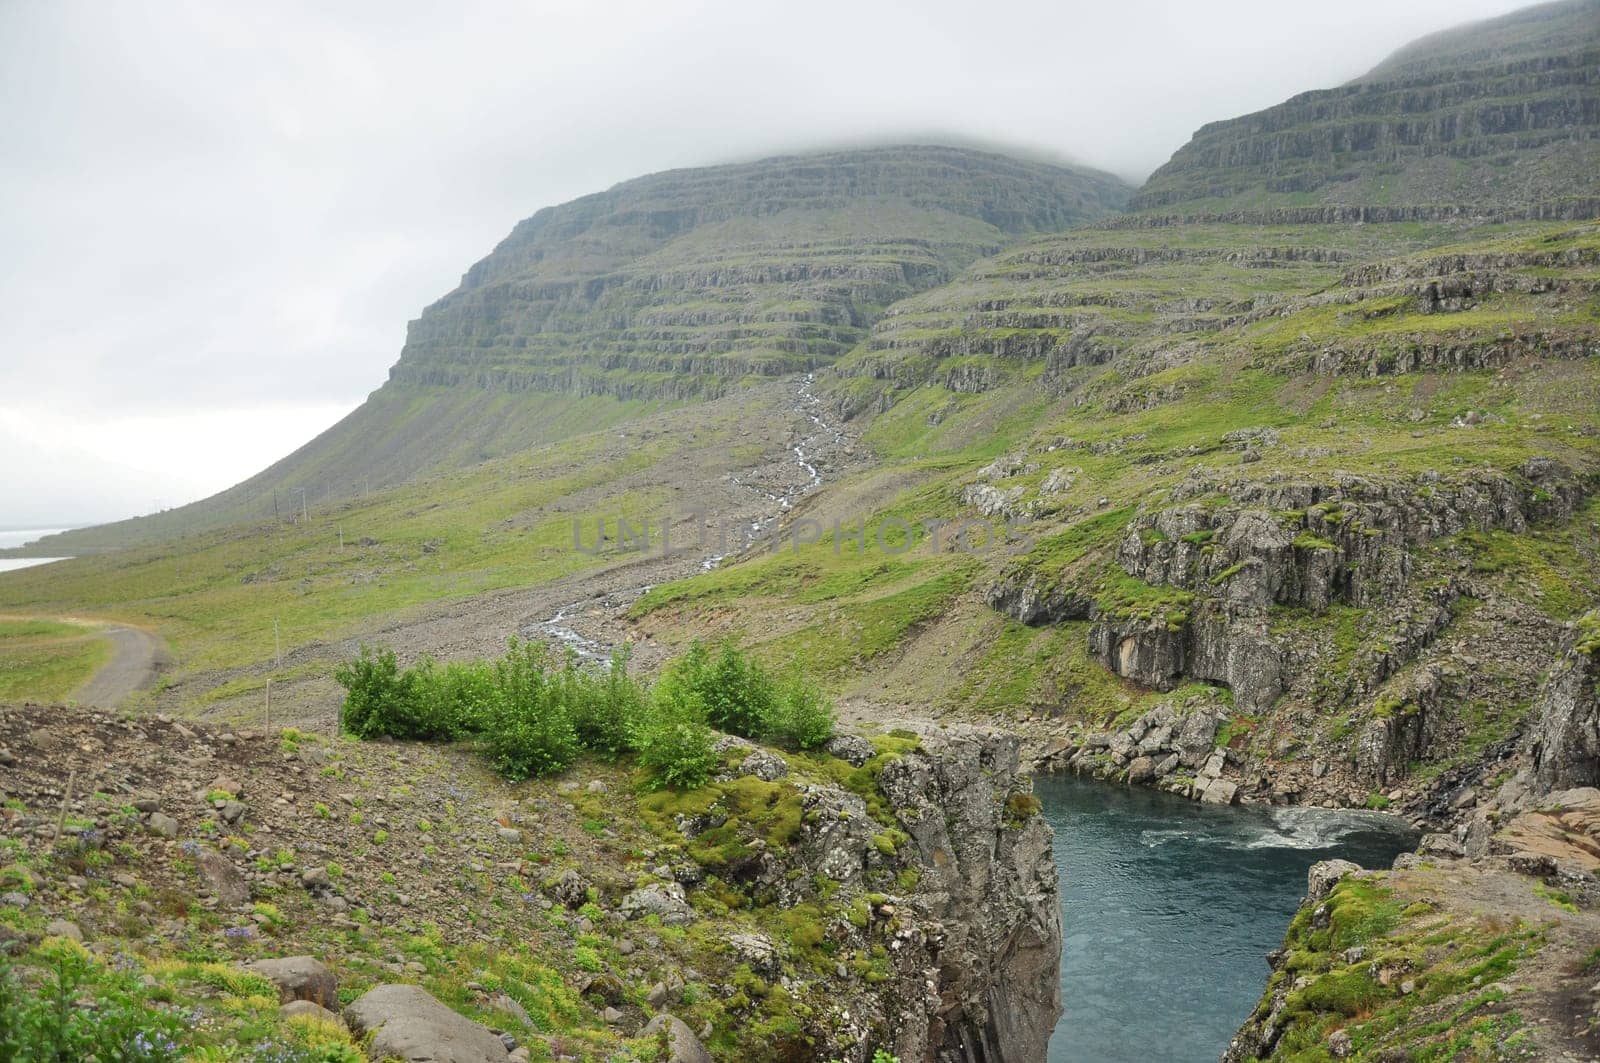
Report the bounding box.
[535,373,840,659]
[1036,773,1417,1063]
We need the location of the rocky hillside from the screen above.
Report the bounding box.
[1132,0,1600,215]
[1222,616,1600,1062]
[0,705,1057,1062]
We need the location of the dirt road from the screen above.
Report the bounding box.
[73,624,166,707]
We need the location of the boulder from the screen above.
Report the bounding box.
[196,849,251,906]
[1418,833,1465,858]
[738,749,788,782]
[146,812,179,839]
[823,734,876,767]
[578,972,626,1006]
[545,869,589,909]
[280,1000,344,1027]
[1307,859,1362,903]
[1125,756,1158,785]
[44,919,82,943]
[344,984,509,1062]
[618,883,694,925]
[640,1014,713,1063]
[246,956,339,1008]
[208,775,244,798]
[727,931,782,978]
[1199,778,1239,805]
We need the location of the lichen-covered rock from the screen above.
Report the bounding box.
[544,868,589,909]
[1353,667,1446,786]
[737,749,788,782]
[875,731,1061,1063]
[1088,618,1186,690]
[985,572,1094,626]
[639,1014,712,1063]
[195,849,250,907]
[822,733,876,767]
[618,883,695,925]
[1306,859,1362,903]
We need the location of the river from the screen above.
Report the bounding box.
[1037,772,1417,1063]
[0,527,71,573]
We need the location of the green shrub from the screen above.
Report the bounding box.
[639,688,719,790]
[769,674,836,751]
[333,637,834,785]
[0,942,183,1061]
[413,658,498,738]
[572,645,650,758]
[481,639,582,779]
[663,641,775,739]
[334,646,420,739]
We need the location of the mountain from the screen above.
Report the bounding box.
[15,146,1128,555]
[1132,0,1600,215]
[397,145,1130,400]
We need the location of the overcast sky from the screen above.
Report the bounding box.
[0,0,1536,529]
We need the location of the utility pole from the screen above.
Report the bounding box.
[274,619,282,669]
[300,488,309,524]
[264,678,272,735]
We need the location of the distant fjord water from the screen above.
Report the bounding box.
[0,528,72,572]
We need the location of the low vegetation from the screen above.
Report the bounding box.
[334,639,837,789]
[0,619,110,704]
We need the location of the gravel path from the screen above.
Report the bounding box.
[73,624,166,707]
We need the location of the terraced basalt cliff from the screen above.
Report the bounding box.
[397,146,1129,402]
[1132,0,1600,215]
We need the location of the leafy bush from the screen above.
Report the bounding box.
[770,673,836,750]
[333,647,419,739]
[481,640,582,780]
[572,645,650,758]
[638,688,719,790]
[663,641,775,739]
[333,636,833,786]
[411,658,498,739]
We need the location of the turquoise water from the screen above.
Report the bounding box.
[1037,773,1417,1063]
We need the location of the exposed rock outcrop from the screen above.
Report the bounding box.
[1529,611,1600,791]
[875,732,1062,1063]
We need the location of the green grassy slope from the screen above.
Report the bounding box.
[0,385,798,708]
[635,221,1600,736]
[0,618,111,702]
[18,385,673,556]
